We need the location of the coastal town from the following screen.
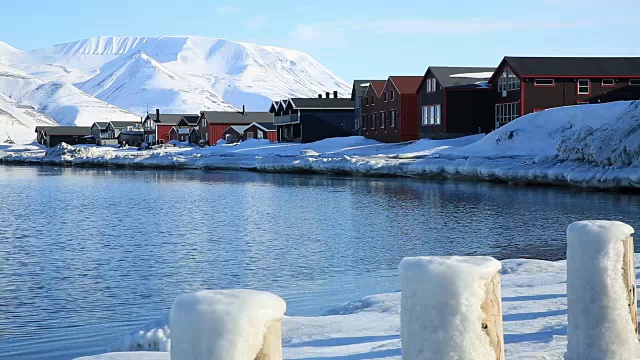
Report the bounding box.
[30,55,640,149]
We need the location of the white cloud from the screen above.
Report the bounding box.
[247,16,269,30]
[215,5,237,14]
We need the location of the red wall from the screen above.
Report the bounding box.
[267,131,277,142]
[400,94,419,141]
[209,123,252,144]
[157,125,174,143]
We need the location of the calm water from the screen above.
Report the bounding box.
[0,166,639,359]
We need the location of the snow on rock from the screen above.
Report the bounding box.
[170,289,286,360]
[399,256,502,359]
[565,221,639,360]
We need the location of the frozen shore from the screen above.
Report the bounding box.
[2,101,640,189]
[76,255,610,360]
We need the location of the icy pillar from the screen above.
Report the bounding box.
[566,220,639,360]
[399,256,505,360]
[170,289,286,360]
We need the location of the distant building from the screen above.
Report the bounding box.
[169,115,200,142]
[271,93,355,143]
[360,76,422,143]
[198,107,273,145]
[35,126,58,145]
[142,110,198,145]
[351,80,381,136]
[91,120,142,145]
[243,122,277,142]
[417,67,496,139]
[488,56,640,127]
[39,126,91,147]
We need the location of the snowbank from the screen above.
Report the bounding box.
[3,101,640,189]
[566,221,639,360]
[399,256,502,359]
[170,290,286,360]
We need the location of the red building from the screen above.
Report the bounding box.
[198,107,274,145]
[360,76,422,143]
[142,110,198,145]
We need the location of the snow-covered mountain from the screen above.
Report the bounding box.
[0,62,140,127]
[5,36,351,113]
[0,92,57,144]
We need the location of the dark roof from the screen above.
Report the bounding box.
[269,101,281,112]
[177,115,200,126]
[426,67,496,88]
[389,76,423,94]
[109,120,140,128]
[351,80,380,99]
[201,111,273,125]
[93,122,109,129]
[503,56,640,77]
[288,98,354,110]
[248,122,276,131]
[44,126,92,136]
[35,126,57,133]
[145,113,197,125]
[369,81,386,95]
[224,125,246,134]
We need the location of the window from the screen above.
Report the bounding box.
[426,79,431,92]
[371,113,376,129]
[356,96,361,109]
[601,79,615,87]
[383,92,387,102]
[498,68,520,92]
[431,79,437,92]
[534,79,555,86]
[421,105,442,125]
[495,102,520,125]
[390,89,395,100]
[577,79,590,95]
[390,110,396,127]
[365,96,369,106]
[361,115,366,129]
[630,79,640,86]
[354,116,360,129]
[380,112,386,128]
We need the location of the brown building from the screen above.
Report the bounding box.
[489,56,640,127]
[360,76,422,143]
[417,67,496,139]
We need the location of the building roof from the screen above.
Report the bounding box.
[44,126,92,136]
[269,101,281,112]
[247,122,276,131]
[201,111,273,125]
[35,126,57,133]
[288,97,354,110]
[501,56,640,77]
[368,81,386,95]
[388,76,423,94]
[109,120,141,128]
[224,125,247,134]
[425,67,496,88]
[351,80,380,100]
[177,115,200,126]
[145,113,197,125]
[92,122,109,129]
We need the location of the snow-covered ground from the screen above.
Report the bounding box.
[2,101,640,189]
[75,256,583,360]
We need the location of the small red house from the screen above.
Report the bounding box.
[142,110,198,145]
[198,108,274,145]
[243,122,277,142]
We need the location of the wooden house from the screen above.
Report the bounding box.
[35,126,57,145]
[92,120,142,144]
[243,122,277,142]
[488,56,640,127]
[360,76,422,143]
[198,107,273,145]
[142,110,198,145]
[221,125,247,143]
[417,67,496,139]
[351,80,381,135]
[271,93,355,143]
[40,126,91,147]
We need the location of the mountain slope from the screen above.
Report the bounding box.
[9,36,351,113]
[0,93,57,144]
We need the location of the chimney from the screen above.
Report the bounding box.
[325,92,330,98]
[242,105,246,115]
[156,108,160,121]
[318,94,322,98]
[333,91,338,98]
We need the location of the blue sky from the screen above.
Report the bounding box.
[1,0,639,81]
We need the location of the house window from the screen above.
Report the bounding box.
[390,89,395,100]
[361,115,366,129]
[498,68,520,92]
[356,96,361,109]
[371,113,376,129]
[630,79,640,86]
[431,79,436,92]
[534,79,555,86]
[354,116,360,129]
[495,102,520,125]
[601,79,615,87]
[390,110,396,127]
[383,92,387,102]
[421,105,442,125]
[365,96,369,106]
[577,79,590,95]
[426,79,431,92]
[380,112,386,128]
[371,95,375,105]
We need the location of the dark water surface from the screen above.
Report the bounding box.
[0,166,638,359]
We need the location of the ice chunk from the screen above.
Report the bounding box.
[169,289,286,360]
[399,256,502,359]
[566,220,639,360]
